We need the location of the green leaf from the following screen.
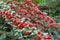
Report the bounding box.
[53,31,60,39]
[48,29,55,40]
[18,0,23,2]
[35,0,44,4]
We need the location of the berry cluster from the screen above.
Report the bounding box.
[0,0,59,40]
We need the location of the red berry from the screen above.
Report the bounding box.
[17,24,22,29]
[24,0,30,2]
[18,10,23,13]
[4,16,7,19]
[26,4,29,9]
[20,22,25,25]
[36,5,41,9]
[30,7,34,11]
[40,14,45,19]
[44,35,50,39]
[38,31,41,34]
[2,12,4,14]
[45,39,50,40]
[47,23,54,28]
[28,1,35,6]
[47,25,51,28]
[45,17,50,22]
[1,6,4,8]
[18,22,26,28]
[36,10,41,15]
[23,11,28,15]
[38,22,43,25]
[30,11,34,14]
[22,23,26,27]
[10,5,15,9]
[37,34,42,39]
[36,24,39,27]
[12,19,18,24]
[12,24,14,28]
[10,2,14,4]
[18,15,22,18]
[18,3,24,8]
[29,23,34,28]
[25,30,30,35]
[49,19,54,23]
[5,11,10,15]
[5,18,8,21]
[8,14,13,19]
[34,18,38,22]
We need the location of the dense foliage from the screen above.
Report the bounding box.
[0,0,60,40]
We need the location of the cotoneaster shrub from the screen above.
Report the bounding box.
[0,0,60,40]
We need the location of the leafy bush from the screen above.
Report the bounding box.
[0,0,60,40]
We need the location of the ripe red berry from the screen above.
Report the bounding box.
[5,11,10,15]
[36,4,41,9]
[12,24,14,28]
[23,11,28,15]
[47,25,51,28]
[4,16,7,19]
[24,0,30,2]
[29,23,34,28]
[1,13,4,16]
[49,19,54,23]
[22,23,26,27]
[18,10,23,13]
[25,30,30,35]
[36,10,41,14]
[37,34,42,39]
[12,19,18,24]
[45,39,50,40]
[38,31,41,34]
[45,17,50,22]
[10,5,15,9]
[34,18,38,22]
[44,35,50,39]
[38,22,43,25]
[17,24,22,29]
[9,2,14,4]
[8,14,13,19]
[28,1,35,6]
[18,3,24,8]
[18,15,22,18]
[47,23,54,28]
[40,14,45,19]
[26,4,29,9]
[18,22,26,28]
[30,7,34,11]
